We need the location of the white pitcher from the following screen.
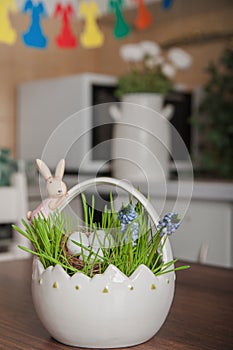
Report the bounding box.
[109,93,174,184]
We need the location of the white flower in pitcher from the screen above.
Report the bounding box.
[168,48,192,70]
[140,41,161,57]
[120,44,144,62]
[162,62,176,78]
[145,55,164,69]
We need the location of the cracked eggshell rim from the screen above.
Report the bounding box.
[32,258,175,348]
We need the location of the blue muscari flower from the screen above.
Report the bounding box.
[157,212,181,237]
[118,204,139,245]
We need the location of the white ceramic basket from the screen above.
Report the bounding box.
[32,177,175,348]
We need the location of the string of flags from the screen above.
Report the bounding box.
[54,3,77,49]
[0,0,175,49]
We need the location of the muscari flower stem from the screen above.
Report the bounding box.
[146,230,163,269]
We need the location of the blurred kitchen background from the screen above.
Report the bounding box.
[0,0,232,267]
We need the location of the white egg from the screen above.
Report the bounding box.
[89,230,114,249]
[120,44,144,62]
[66,232,89,256]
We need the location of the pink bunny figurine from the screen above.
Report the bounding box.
[27,159,68,221]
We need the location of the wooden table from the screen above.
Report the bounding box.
[0,259,232,350]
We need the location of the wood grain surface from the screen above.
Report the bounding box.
[0,259,232,350]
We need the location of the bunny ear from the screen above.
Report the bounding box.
[36,159,52,180]
[55,159,65,179]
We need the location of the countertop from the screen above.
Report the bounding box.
[28,175,233,202]
[0,259,232,350]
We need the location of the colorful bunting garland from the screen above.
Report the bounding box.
[109,0,131,39]
[79,1,104,48]
[54,3,77,49]
[22,0,48,49]
[0,0,17,45]
[162,0,174,10]
[134,0,153,31]
[0,0,173,49]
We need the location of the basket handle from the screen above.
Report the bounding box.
[58,177,173,263]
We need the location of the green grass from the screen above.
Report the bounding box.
[13,194,189,278]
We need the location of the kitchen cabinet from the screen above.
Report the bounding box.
[0,172,30,261]
[107,179,233,268]
[152,198,232,267]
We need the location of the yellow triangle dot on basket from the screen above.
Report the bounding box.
[102,287,109,293]
[151,284,156,290]
[53,282,58,289]
[75,285,80,290]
